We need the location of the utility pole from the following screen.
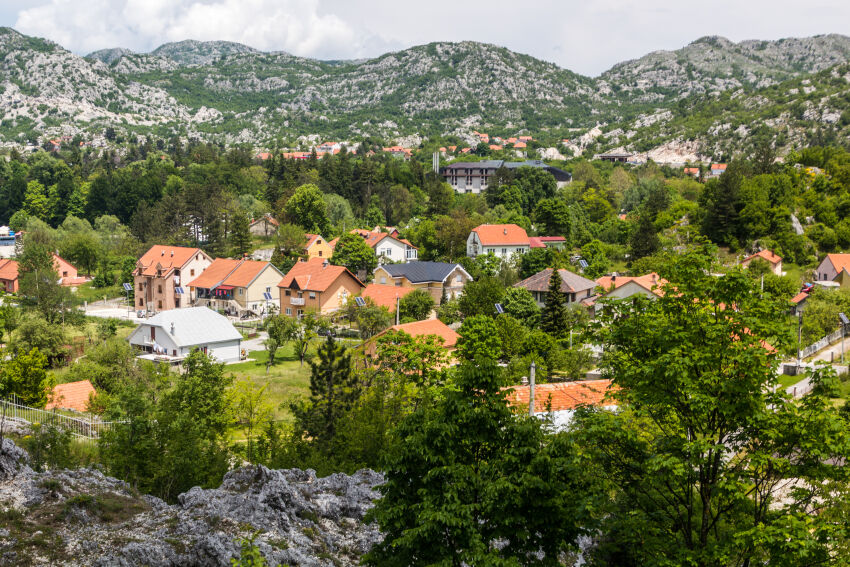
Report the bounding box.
[396,295,400,326]
[529,361,536,418]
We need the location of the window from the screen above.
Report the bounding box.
[196,255,200,260]
[309,292,316,299]
[455,275,462,284]
[151,327,155,340]
[172,350,177,357]
[138,283,143,291]
[501,248,507,256]
[395,281,402,287]
[138,299,143,306]
[190,269,195,276]
[318,251,323,257]
[238,288,243,295]
[380,277,387,284]
[266,287,271,293]
[62,271,68,277]
[157,300,162,309]
[286,308,292,315]
[157,285,162,293]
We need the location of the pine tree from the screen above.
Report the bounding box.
[230,211,252,257]
[291,335,360,447]
[540,268,568,337]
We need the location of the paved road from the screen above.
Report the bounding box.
[811,336,850,364]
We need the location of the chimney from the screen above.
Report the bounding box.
[503,228,507,235]
[171,251,174,257]
[323,260,329,269]
[611,274,616,282]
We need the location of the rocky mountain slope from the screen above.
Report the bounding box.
[600,34,850,103]
[0,438,382,566]
[1,27,850,153]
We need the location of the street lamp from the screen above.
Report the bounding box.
[840,313,849,365]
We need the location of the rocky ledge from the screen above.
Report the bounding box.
[0,438,383,566]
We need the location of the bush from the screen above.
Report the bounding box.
[20,423,72,472]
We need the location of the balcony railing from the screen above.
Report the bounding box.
[290,297,305,306]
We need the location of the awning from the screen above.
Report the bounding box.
[217,285,235,291]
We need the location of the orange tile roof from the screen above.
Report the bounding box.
[389,319,459,348]
[136,245,204,277]
[504,379,615,413]
[711,163,727,170]
[514,142,527,148]
[528,236,566,248]
[225,260,272,287]
[304,233,325,249]
[471,224,530,246]
[0,258,18,281]
[826,254,850,274]
[187,258,241,289]
[743,249,782,265]
[519,136,533,141]
[596,272,666,296]
[489,144,503,151]
[791,292,809,304]
[684,167,699,174]
[362,284,416,311]
[278,257,364,292]
[345,229,417,250]
[46,380,96,413]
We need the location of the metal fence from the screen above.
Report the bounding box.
[0,394,122,440]
[800,328,844,359]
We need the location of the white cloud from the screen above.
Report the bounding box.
[14,0,372,59]
[10,0,850,74]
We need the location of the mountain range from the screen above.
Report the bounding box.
[2,27,850,158]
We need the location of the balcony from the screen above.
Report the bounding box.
[290,297,305,306]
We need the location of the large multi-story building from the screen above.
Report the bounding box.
[134,245,213,314]
[278,258,365,319]
[440,160,572,194]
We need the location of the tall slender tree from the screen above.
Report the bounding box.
[540,268,568,337]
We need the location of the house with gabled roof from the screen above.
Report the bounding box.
[134,245,213,314]
[0,253,86,293]
[304,234,332,260]
[0,258,18,293]
[187,258,283,316]
[815,254,850,286]
[514,267,598,308]
[329,229,418,264]
[373,261,473,303]
[128,306,242,363]
[249,214,279,237]
[595,272,666,313]
[504,379,616,430]
[710,163,727,177]
[278,257,365,318]
[467,224,530,259]
[361,283,417,312]
[741,249,782,276]
[362,318,461,362]
[528,236,567,250]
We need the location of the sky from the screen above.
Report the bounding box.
[2,0,849,76]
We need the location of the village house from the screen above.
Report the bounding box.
[134,245,213,314]
[382,146,413,159]
[514,267,598,308]
[595,273,666,313]
[304,234,333,260]
[815,253,850,286]
[278,257,365,318]
[791,290,810,315]
[0,253,85,293]
[467,224,530,259]
[361,283,417,314]
[363,318,460,361]
[528,236,568,250]
[128,306,243,363]
[741,249,783,276]
[504,379,616,430]
[249,214,279,237]
[373,261,473,303]
[684,167,700,178]
[441,160,572,193]
[45,380,97,413]
[330,229,418,263]
[710,163,727,177]
[593,152,634,163]
[188,258,283,316]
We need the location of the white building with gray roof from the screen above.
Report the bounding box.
[127,306,243,363]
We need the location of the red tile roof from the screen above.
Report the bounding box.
[46,380,96,413]
[743,249,781,265]
[362,284,416,311]
[504,379,616,413]
[528,236,567,248]
[684,167,699,174]
[825,254,850,275]
[278,257,364,292]
[471,224,530,246]
[136,245,204,277]
[304,233,325,249]
[389,319,459,348]
[791,292,809,304]
[225,260,273,287]
[187,258,241,289]
[711,163,727,170]
[596,272,666,296]
[514,141,527,149]
[0,258,18,281]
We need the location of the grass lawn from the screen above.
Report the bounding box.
[71,282,123,304]
[777,373,805,388]
[226,344,315,422]
[782,263,807,286]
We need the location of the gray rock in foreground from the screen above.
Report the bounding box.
[0,438,383,566]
